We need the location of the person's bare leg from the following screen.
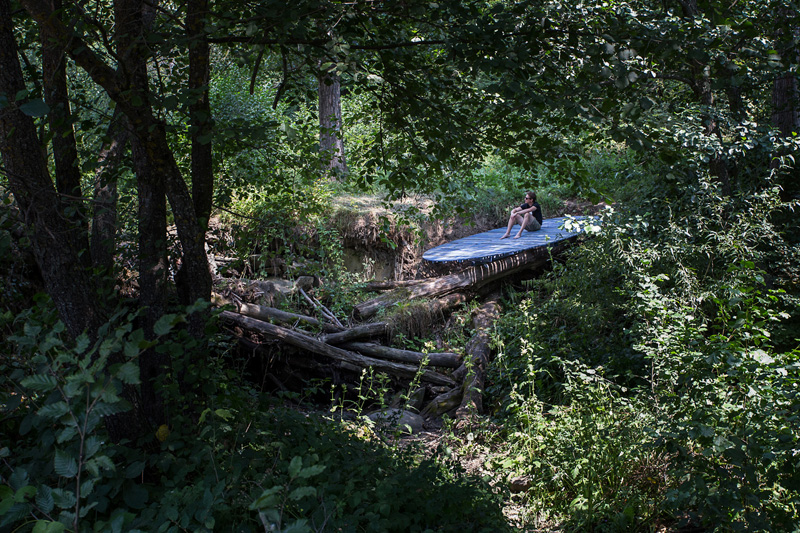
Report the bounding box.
[514,213,532,239]
[500,213,522,239]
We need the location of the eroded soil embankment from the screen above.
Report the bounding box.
[333,196,606,280]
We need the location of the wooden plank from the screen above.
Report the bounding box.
[422,216,587,264]
[355,245,560,319]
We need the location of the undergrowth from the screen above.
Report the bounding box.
[487,174,800,531]
[0,302,509,532]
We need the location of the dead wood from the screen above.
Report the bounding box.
[364,279,426,291]
[298,287,344,328]
[420,387,463,417]
[214,277,297,307]
[384,292,469,340]
[341,342,462,369]
[354,247,555,319]
[220,311,455,387]
[319,322,389,345]
[213,293,343,333]
[456,295,502,418]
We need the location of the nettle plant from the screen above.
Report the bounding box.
[616,184,800,529]
[0,307,184,532]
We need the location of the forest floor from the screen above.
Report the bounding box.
[215,193,610,531]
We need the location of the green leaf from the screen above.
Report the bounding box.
[125,461,145,479]
[214,409,232,421]
[8,469,29,491]
[85,459,100,478]
[54,449,78,478]
[123,340,140,359]
[288,456,303,478]
[51,488,76,509]
[32,520,66,533]
[153,314,180,336]
[0,485,14,515]
[288,486,316,501]
[297,464,326,479]
[93,455,116,473]
[38,401,70,420]
[250,486,281,510]
[115,362,140,385]
[163,95,179,111]
[35,485,54,514]
[56,426,78,444]
[122,484,148,509]
[74,334,90,355]
[14,485,36,503]
[21,374,57,392]
[19,99,50,117]
[83,436,102,460]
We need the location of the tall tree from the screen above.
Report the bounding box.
[318,67,347,176]
[0,0,103,338]
[188,0,214,229]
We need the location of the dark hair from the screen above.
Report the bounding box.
[526,191,536,202]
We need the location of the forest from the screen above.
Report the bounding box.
[1,0,799,531]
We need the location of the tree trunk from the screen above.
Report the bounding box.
[341,342,462,369]
[456,296,501,417]
[771,10,799,200]
[772,74,799,140]
[319,322,389,345]
[115,0,168,427]
[21,0,213,314]
[41,0,88,246]
[318,67,347,177]
[0,0,102,338]
[91,109,128,275]
[187,0,214,229]
[212,293,344,333]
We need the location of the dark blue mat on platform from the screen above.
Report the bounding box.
[422,216,595,265]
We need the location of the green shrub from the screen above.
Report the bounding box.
[1,302,509,532]
[488,174,800,531]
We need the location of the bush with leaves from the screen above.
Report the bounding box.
[1,300,508,532]
[489,174,800,530]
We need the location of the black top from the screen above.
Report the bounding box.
[519,202,543,225]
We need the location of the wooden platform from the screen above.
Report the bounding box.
[421,216,591,269]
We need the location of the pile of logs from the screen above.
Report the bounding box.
[216,244,570,421]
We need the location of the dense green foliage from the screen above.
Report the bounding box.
[1,305,507,532]
[488,171,800,530]
[2,0,800,531]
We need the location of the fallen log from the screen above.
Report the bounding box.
[341,342,462,369]
[364,279,426,292]
[213,293,343,333]
[456,295,502,417]
[420,387,463,418]
[320,322,389,345]
[220,311,455,387]
[354,247,556,319]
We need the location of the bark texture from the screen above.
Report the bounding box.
[318,68,347,176]
[187,0,214,228]
[0,0,102,338]
[91,109,128,274]
[41,0,87,241]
